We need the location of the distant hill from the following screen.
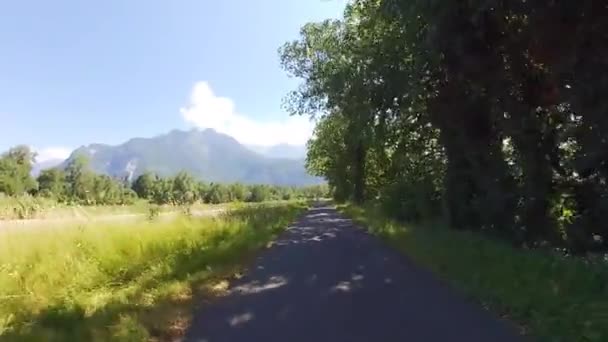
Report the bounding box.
[62,129,321,186]
[247,143,307,160]
[32,158,64,176]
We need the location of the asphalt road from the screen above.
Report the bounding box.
[185,205,523,342]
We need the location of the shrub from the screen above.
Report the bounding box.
[147,205,161,221]
[380,177,441,222]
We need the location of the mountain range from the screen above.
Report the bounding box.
[50,129,319,186]
[32,158,65,176]
[246,144,307,160]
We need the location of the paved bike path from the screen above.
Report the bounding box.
[185,206,523,342]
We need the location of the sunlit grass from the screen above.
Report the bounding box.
[0,197,215,220]
[0,202,306,341]
[341,204,608,342]
[0,196,154,220]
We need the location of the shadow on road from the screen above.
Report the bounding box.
[185,206,523,342]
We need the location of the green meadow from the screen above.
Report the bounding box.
[0,202,306,341]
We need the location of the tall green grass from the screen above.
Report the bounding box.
[0,202,306,341]
[0,196,291,221]
[0,196,58,220]
[0,196,155,220]
[341,204,608,342]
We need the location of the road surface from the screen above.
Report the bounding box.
[186,205,523,342]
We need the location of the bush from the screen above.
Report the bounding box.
[247,185,270,203]
[147,205,161,221]
[0,195,56,220]
[380,177,441,222]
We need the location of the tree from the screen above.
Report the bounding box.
[204,183,229,204]
[64,154,95,204]
[280,19,373,203]
[280,0,608,252]
[196,181,210,202]
[150,178,174,205]
[0,145,37,196]
[305,115,353,201]
[92,175,126,205]
[247,185,270,203]
[37,168,66,198]
[172,171,197,205]
[132,172,157,199]
[229,183,247,202]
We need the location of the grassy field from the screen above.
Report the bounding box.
[0,197,155,220]
[0,202,306,341]
[0,196,303,222]
[341,204,608,342]
[0,197,221,221]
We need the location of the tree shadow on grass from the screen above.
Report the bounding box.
[1,207,304,342]
[1,254,239,342]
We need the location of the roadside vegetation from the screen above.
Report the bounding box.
[281,1,608,340]
[342,204,608,342]
[0,145,317,340]
[0,146,327,220]
[0,202,307,341]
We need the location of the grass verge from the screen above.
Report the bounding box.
[340,204,608,342]
[0,197,156,220]
[0,202,306,341]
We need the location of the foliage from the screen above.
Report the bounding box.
[64,154,96,204]
[280,0,608,252]
[131,172,156,199]
[36,168,66,199]
[342,204,608,342]
[0,203,307,341]
[379,176,441,223]
[281,5,608,338]
[203,183,230,204]
[246,184,271,203]
[9,196,45,219]
[306,115,354,202]
[0,146,326,214]
[228,182,247,202]
[149,177,175,205]
[171,171,197,206]
[0,145,37,196]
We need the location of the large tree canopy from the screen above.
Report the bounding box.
[281,0,608,253]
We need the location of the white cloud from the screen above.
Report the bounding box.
[33,147,72,163]
[180,81,314,146]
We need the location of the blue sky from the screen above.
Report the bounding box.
[0,0,345,161]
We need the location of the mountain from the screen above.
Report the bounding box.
[247,144,307,160]
[62,129,321,186]
[32,158,65,176]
